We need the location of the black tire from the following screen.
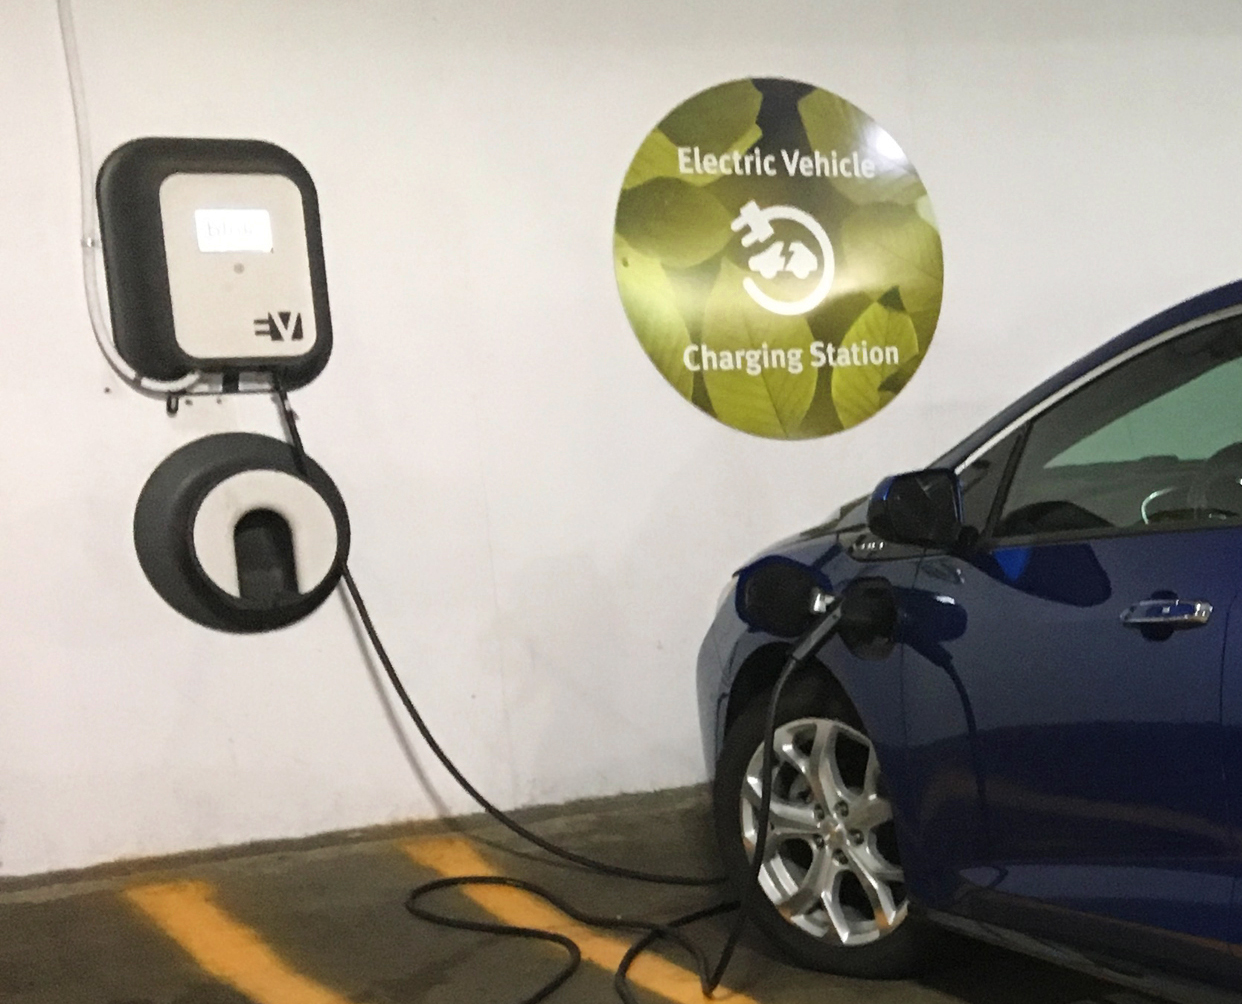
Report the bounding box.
[712,674,924,978]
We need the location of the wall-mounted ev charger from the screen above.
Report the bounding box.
[97,137,348,632]
[97,137,331,388]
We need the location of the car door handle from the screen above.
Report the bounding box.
[1120,598,1212,628]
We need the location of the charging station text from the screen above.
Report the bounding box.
[682,340,900,376]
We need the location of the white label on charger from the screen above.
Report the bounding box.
[194,208,273,253]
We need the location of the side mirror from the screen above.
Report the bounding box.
[734,556,831,637]
[867,468,963,548]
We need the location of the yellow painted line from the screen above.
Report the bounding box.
[124,880,354,1004]
[402,836,759,1004]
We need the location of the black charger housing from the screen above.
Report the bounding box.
[97,137,332,387]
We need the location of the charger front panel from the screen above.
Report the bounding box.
[160,172,317,362]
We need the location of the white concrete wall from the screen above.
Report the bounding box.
[3,0,1242,876]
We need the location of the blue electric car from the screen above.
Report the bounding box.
[699,282,1242,1001]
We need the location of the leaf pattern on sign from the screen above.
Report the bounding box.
[878,351,923,397]
[659,79,763,150]
[831,302,919,428]
[798,291,874,437]
[915,195,938,228]
[798,90,925,207]
[839,204,943,350]
[622,129,684,191]
[700,260,819,439]
[615,177,735,268]
[614,235,694,399]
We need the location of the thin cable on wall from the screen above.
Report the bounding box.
[55,0,201,396]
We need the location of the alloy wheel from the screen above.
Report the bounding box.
[740,716,907,945]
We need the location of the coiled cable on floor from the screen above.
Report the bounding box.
[407,880,738,1004]
[273,380,806,1003]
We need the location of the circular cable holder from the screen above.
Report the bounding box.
[134,432,349,632]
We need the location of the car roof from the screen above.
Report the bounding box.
[933,278,1242,470]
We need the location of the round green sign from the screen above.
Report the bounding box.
[614,78,943,439]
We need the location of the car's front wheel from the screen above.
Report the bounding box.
[712,678,921,977]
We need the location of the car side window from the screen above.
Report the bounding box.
[993,316,1242,540]
[959,429,1022,540]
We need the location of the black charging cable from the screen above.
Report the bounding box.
[273,379,720,887]
[272,380,844,1004]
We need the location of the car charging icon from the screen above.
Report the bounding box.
[731,200,836,317]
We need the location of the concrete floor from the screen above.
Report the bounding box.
[0,787,1165,1004]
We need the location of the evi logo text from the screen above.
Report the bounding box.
[254,311,304,341]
